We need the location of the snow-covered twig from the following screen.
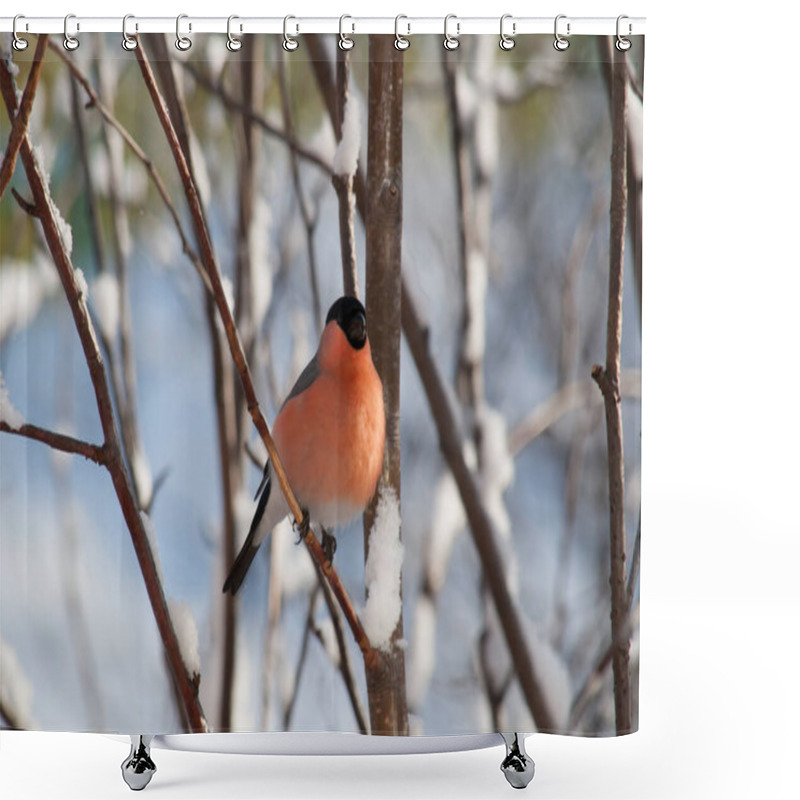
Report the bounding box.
[332,49,360,299]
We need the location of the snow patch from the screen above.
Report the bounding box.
[140,511,164,585]
[73,268,88,299]
[130,445,153,511]
[168,600,201,678]
[333,92,361,177]
[363,487,404,652]
[0,371,24,430]
[91,272,120,342]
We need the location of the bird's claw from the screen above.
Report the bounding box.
[293,510,310,544]
[322,528,337,564]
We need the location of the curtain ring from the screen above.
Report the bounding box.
[394,15,410,51]
[339,14,355,51]
[64,14,80,51]
[499,14,516,51]
[616,15,632,51]
[553,14,570,51]
[175,14,192,51]
[443,14,460,51]
[227,15,243,52]
[12,15,29,51]
[283,15,299,51]
[122,14,138,51]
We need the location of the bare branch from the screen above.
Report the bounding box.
[0,35,48,201]
[508,370,641,456]
[401,282,556,732]
[0,421,106,465]
[0,46,207,733]
[49,42,212,295]
[181,61,335,179]
[591,42,632,735]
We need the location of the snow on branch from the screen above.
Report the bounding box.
[363,487,404,653]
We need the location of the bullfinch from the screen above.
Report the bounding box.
[223,296,385,595]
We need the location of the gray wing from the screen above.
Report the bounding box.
[280,354,321,410]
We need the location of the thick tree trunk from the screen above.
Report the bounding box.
[363,35,409,736]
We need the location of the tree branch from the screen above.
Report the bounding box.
[49,42,212,295]
[591,42,632,735]
[0,35,48,201]
[0,421,106,465]
[401,283,556,732]
[133,38,379,674]
[0,41,207,733]
[181,61,335,179]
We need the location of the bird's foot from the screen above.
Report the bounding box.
[321,528,337,564]
[293,509,311,544]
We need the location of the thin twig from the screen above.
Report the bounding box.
[277,50,322,334]
[49,41,212,295]
[0,35,48,201]
[181,61,335,179]
[591,42,632,735]
[508,370,641,456]
[1,47,207,733]
[568,518,641,729]
[133,38,378,672]
[401,281,556,733]
[283,585,321,730]
[0,421,106,465]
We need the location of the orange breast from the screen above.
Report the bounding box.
[273,343,385,528]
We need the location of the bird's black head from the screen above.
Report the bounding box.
[326,296,368,350]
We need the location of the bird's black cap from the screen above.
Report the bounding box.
[326,296,367,350]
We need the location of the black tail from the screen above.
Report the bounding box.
[222,464,272,595]
[223,542,260,596]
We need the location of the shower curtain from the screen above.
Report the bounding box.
[0,27,643,740]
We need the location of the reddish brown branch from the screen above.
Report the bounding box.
[591,43,632,735]
[0,50,207,733]
[0,35,48,201]
[133,39,378,673]
[0,421,106,465]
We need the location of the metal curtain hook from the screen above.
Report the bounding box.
[227,15,242,52]
[499,14,516,51]
[12,15,29,51]
[283,15,299,51]
[175,14,192,51]
[64,14,80,51]
[394,15,410,51]
[616,15,632,51]
[339,14,354,50]
[122,14,138,51]
[553,14,570,51]
[443,14,460,51]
